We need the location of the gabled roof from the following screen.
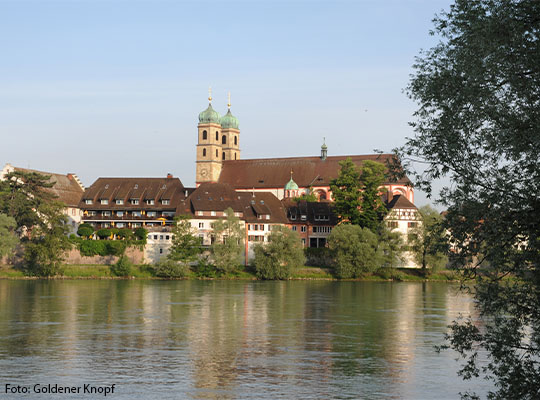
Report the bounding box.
[282,199,338,225]
[3,164,85,207]
[184,182,244,213]
[80,177,185,209]
[385,194,417,210]
[238,192,288,224]
[218,154,410,189]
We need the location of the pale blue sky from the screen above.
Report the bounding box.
[0,0,453,206]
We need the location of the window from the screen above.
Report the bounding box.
[159,235,163,240]
[71,208,76,216]
[234,153,237,160]
[163,211,175,217]
[300,215,307,221]
[387,221,398,229]
[117,211,124,217]
[153,235,158,240]
[301,226,307,232]
[202,130,207,140]
[292,226,297,231]
[100,199,108,205]
[132,223,141,227]
[116,223,125,228]
[408,222,418,228]
[259,224,264,231]
[234,136,237,145]
[133,211,142,217]
[222,135,226,144]
[253,224,258,231]
[102,211,111,217]
[216,131,219,140]
[216,149,218,157]
[290,215,296,220]
[313,226,332,233]
[134,184,138,189]
[210,211,216,216]
[166,235,169,240]
[102,223,110,228]
[197,211,203,216]
[301,238,306,245]
[314,215,329,221]
[199,222,204,228]
[203,148,206,157]
[145,199,155,205]
[88,211,97,216]
[147,211,156,217]
[159,248,163,254]
[85,199,93,205]
[162,199,170,205]
[130,199,139,205]
[222,152,225,160]
[116,199,124,205]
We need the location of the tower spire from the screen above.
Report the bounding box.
[208,86,212,104]
[227,91,231,109]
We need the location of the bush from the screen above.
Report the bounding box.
[375,267,405,281]
[253,226,305,280]
[152,259,189,278]
[304,247,333,267]
[193,256,219,278]
[111,255,132,277]
[134,227,148,242]
[109,228,119,237]
[96,228,112,239]
[105,241,126,256]
[116,228,134,240]
[77,225,94,238]
[79,240,107,256]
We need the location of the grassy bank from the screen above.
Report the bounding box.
[0,264,461,282]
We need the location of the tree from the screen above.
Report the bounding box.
[253,225,305,279]
[377,225,406,268]
[77,223,94,238]
[327,224,383,278]
[0,213,18,259]
[211,208,244,274]
[167,215,201,266]
[330,159,388,231]
[408,206,448,275]
[400,1,540,397]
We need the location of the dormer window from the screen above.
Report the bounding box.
[301,215,307,221]
[161,199,170,205]
[85,199,93,205]
[145,199,155,205]
[100,199,108,205]
[116,199,124,205]
[130,199,139,205]
[134,184,138,189]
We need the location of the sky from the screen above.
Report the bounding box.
[0,0,454,207]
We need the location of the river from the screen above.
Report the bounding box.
[0,280,491,399]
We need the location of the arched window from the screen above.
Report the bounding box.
[202,130,207,140]
[202,148,206,157]
[215,131,219,141]
[216,149,218,157]
[222,152,225,160]
[222,135,227,144]
[234,153,237,160]
[234,136,237,145]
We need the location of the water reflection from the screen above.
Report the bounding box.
[0,280,486,399]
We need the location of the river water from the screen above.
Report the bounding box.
[0,280,491,399]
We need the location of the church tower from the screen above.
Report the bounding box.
[220,92,240,161]
[196,89,223,185]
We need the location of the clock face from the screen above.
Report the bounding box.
[200,167,208,177]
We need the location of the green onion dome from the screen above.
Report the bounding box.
[198,104,221,124]
[220,109,239,129]
[284,177,299,191]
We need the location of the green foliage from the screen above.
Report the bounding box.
[400,1,540,397]
[79,240,107,256]
[77,225,94,238]
[105,241,126,256]
[167,215,201,265]
[116,228,134,240]
[0,170,58,229]
[152,259,189,278]
[375,267,405,281]
[0,213,18,258]
[330,159,388,231]
[193,256,219,278]
[408,206,448,274]
[211,208,244,274]
[134,227,147,242]
[377,225,406,268]
[327,224,382,278]
[109,228,119,236]
[293,189,318,203]
[253,225,305,280]
[96,228,111,239]
[111,255,132,277]
[304,247,333,267]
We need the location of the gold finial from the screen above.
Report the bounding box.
[227,91,231,109]
[208,86,212,103]
[290,169,293,179]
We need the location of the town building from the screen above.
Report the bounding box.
[1,163,85,234]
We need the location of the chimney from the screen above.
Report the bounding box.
[167,173,173,179]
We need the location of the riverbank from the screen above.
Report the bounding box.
[0,264,461,282]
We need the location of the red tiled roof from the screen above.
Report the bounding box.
[385,194,417,210]
[218,154,410,189]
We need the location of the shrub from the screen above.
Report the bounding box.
[109,228,119,237]
[96,228,112,239]
[111,255,132,277]
[79,240,107,256]
[253,226,305,280]
[116,228,134,240]
[375,267,405,281]
[304,247,333,267]
[134,227,148,242]
[152,259,189,278]
[77,225,94,238]
[105,241,126,256]
[193,256,219,278]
